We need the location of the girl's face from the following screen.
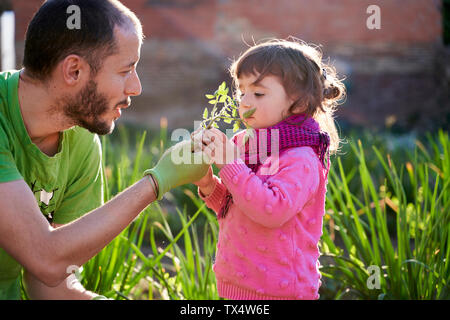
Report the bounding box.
[237,73,295,129]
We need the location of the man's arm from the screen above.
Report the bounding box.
[0,139,208,288]
[22,223,99,300]
[0,176,155,287]
[23,269,96,300]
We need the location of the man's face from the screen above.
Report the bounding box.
[63,26,142,135]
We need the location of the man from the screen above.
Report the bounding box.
[0,0,208,299]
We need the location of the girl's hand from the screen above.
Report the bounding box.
[201,128,240,170]
[192,165,213,188]
[191,129,215,196]
[192,166,215,197]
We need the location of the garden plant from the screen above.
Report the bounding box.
[20,84,449,300]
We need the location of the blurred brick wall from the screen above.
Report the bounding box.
[10,0,448,132]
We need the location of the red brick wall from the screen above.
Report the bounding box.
[9,0,447,131]
[219,0,442,44]
[12,0,41,40]
[13,0,442,45]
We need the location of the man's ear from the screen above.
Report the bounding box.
[61,54,88,86]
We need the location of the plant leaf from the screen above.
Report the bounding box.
[233,121,241,132]
[243,108,256,119]
[203,108,208,120]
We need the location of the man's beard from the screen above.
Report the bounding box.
[62,79,114,135]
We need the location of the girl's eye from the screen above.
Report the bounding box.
[255,93,264,97]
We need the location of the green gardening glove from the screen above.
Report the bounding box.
[144,140,210,200]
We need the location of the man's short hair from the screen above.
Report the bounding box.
[23,0,143,82]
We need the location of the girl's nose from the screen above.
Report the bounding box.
[240,94,252,109]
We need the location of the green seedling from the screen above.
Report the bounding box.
[197,82,256,144]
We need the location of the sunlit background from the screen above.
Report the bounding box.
[1,0,449,300]
[2,0,449,135]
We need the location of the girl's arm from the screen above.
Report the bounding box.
[191,130,235,215]
[192,165,229,215]
[218,147,321,228]
[197,175,229,215]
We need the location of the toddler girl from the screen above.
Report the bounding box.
[192,38,345,300]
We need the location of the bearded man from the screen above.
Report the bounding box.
[0,0,208,300]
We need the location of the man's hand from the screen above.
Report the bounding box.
[144,140,210,200]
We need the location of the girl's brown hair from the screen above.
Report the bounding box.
[229,38,346,154]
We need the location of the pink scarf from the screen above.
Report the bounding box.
[219,113,330,219]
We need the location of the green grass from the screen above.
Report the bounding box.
[320,129,449,299]
[55,124,449,300]
[79,123,220,299]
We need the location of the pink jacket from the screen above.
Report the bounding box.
[198,135,329,300]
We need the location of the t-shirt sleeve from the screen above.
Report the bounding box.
[53,134,104,224]
[0,124,22,183]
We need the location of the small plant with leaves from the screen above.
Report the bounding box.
[198,82,256,141]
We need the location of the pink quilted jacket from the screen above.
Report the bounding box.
[198,136,329,300]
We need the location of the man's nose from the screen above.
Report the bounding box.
[125,70,142,97]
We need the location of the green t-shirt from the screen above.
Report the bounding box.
[0,70,104,299]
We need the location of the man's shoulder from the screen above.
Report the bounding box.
[64,127,102,166]
[62,127,102,181]
[0,70,18,83]
[0,70,21,133]
[0,70,19,96]
[0,112,12,149]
